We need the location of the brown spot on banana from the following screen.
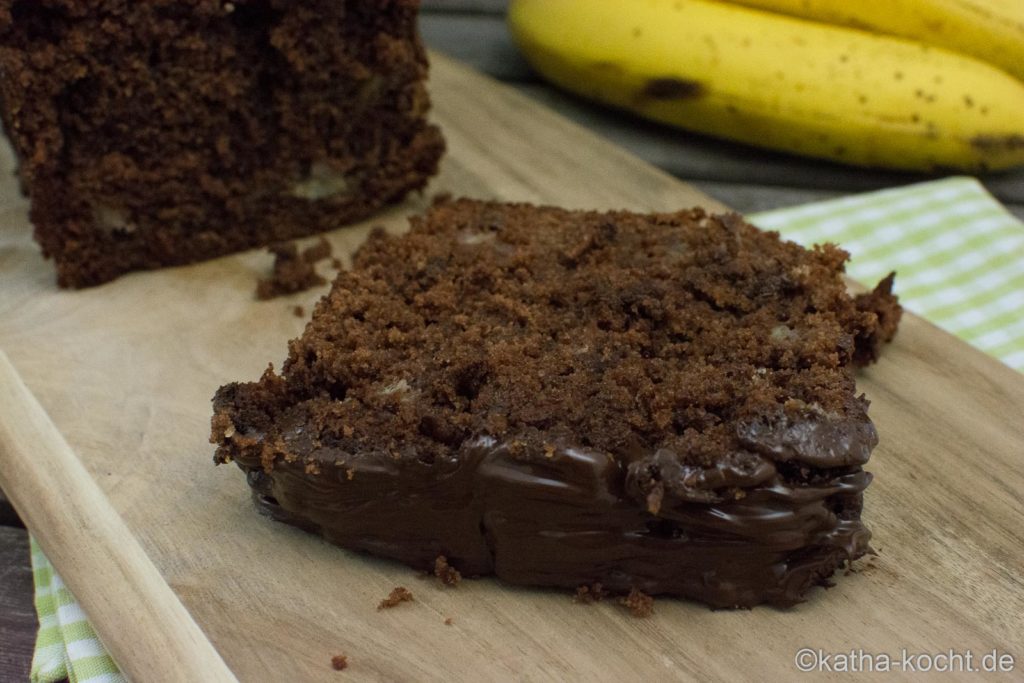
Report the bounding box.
[970,135,1024,152]
[637,77,706,101]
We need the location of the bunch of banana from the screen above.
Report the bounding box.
[507,0,1024,172]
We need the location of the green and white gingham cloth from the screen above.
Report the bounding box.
[752,176,1024,371]
[26,176,1024,681]
[30,538,125,683]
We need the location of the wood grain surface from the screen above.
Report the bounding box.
[0,53,1022,682]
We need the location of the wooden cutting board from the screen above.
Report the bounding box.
[1,54,1023,682]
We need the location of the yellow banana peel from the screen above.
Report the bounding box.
[729,0,1024,83]
[508,0,1024,172]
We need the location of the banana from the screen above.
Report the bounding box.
[507,0,1024,172]
[728,0,1024,82]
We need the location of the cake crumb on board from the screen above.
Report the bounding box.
[302,237,332,263]
[377,586,414,610]
[444,616,454,626]
[434,555,462,586]
[574,583,607,603]
[331,655,348,671]
[256,238,333,300]
[621,588,654,617]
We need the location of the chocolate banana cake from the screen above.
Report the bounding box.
[0,0,444,287]
[211,198,901,608]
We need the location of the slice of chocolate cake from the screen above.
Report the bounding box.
[0,0,444,287]
[211,198,901,609]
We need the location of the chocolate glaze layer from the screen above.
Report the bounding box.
[220,423,873,608]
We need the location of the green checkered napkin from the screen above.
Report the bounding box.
[30,538,125,683]
[751,177,1024,372]
[27,176,1024,681]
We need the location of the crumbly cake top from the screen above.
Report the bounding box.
[229,197,898,474]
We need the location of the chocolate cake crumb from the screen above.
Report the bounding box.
[293,306,306,318]
[444,617,454,626]
[256,241,331,300]
[574,583,608,604]
[852,273,903,365]
[434,556,462,587]
[621,588,654,618]
[331,655,348,671]
[303,238,333,264]
[377,586,414,610]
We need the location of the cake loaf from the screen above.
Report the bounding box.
[0,0,444,287]
[211,198,901,608]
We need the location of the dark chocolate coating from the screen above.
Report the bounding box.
[228,432,871,609]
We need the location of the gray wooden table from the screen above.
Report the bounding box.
[2,3,1023,680]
